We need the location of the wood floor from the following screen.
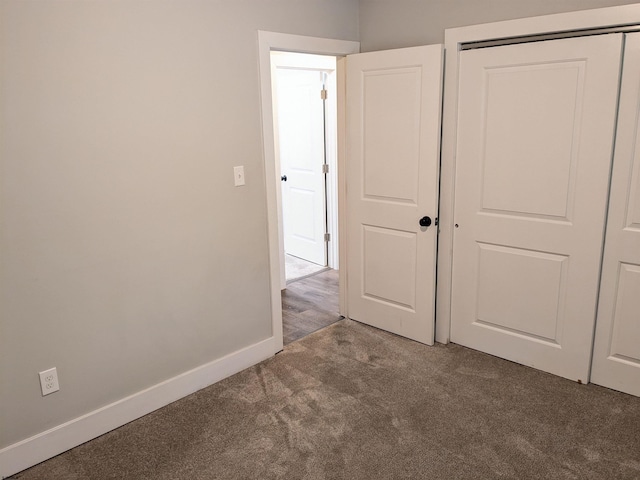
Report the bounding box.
[282,269,341,345]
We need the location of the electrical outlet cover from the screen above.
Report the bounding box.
[39,367,60,396]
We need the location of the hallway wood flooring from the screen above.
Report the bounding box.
[281,269,341,345]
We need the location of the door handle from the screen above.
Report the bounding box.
[419,216,432,227]
[281,175,287,182]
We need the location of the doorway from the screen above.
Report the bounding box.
[271,51,337,284]
[257,31,358,352]
[270,51,341,344]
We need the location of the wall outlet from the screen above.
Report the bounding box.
[39,367,60,396]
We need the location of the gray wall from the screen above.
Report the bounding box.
[0,0,358,448]
[359,0,640,51]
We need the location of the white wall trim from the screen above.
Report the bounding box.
[436,3,640,344]
[257,31,359,336]
[0,337,278,479]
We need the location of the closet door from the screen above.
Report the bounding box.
[450,34,623,382]
[591,33,640,397]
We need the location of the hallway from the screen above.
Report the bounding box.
[282,269,341,345]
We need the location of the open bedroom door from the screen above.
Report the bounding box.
[345,45,443,345]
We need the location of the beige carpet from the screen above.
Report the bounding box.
[10,319,640,479]
[285,254,327,283]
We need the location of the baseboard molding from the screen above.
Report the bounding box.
[0,336,279,479]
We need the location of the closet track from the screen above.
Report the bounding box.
[462,24,640,50]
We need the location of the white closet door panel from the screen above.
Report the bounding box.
[591,33,640,397]
[451,34,623,382]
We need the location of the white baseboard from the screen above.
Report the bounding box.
[0,337,279,479]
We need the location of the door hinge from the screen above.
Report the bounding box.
[322,164,329,174]
[324,233,331,242]
[320,89,328,100]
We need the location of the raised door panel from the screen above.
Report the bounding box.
[607,264,640,362]
[451,34,623,382]
[362,68,421,204]
[481,63,582,220]
[475,243,569,344]
[362,225,417,311]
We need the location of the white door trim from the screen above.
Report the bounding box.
[438,4,640,344]
[258,31,359,351]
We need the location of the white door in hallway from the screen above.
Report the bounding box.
[450,35,623,381]
[346,45,443,345]
[591,33,640,397]
[275,64,328,266]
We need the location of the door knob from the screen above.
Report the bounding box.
[281,175,287,182]
[419,216,432,227]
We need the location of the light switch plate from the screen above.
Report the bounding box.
[233,166,245,186]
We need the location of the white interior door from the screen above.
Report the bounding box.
[591,33,640,397]
[346,45,443,345]
[275,65,327,266]
[450,34,623,382]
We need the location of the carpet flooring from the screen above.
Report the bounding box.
[10,319,640,480]
[285,255,327,283]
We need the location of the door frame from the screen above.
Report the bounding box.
[438,4,640,344]
[258,31,359,351]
